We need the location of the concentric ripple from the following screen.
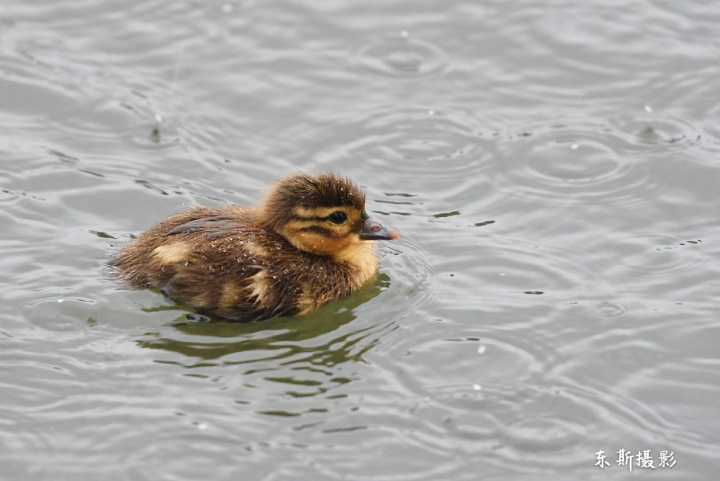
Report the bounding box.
[618,233,704,275]
[611,113,703,150]
[428,235,595,314]
[493,122,654,203]
[312,108,489,180]
[377,237,434,313]
[354,33,448,78]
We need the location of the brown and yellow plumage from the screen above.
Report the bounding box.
[112,174,399,321]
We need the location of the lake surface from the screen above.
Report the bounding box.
[1,1,719,479]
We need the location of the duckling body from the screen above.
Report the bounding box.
[112,174,398,321]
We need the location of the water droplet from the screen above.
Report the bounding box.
[400,30,409,38]
[644,104,653,113]
[570,143,579,150]
[477,345,486,354]
[472,384,482,391]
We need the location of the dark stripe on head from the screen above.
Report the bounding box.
[291,215,329,222]
[300,225,333,236]
[291,213,350,223]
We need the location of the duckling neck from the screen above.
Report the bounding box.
[333,241,378,288]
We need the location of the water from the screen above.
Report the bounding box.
[1,1,719,479]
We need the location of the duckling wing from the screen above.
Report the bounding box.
[113,207,255,288]
[167,216,241,239]
[157,238,298,321]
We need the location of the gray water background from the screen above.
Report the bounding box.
[1,1,719,480]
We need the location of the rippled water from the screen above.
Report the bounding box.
[2,1,719,479]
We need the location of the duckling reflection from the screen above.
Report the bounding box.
[113,174,399,321]
[137,273,389,366]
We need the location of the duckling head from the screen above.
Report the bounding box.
[260,173,399,257]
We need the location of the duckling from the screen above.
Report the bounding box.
[112,173,399,321]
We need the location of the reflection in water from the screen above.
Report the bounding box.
[134,275,394,414]
[137,274,390,366]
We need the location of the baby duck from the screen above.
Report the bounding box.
[112,173,399,321]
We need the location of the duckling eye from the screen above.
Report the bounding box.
[328,211,347,224]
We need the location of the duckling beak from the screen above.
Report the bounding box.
[359,217,400,241]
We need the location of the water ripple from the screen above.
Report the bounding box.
[354,33,448,78]
[493,122,655,203]
[611,112,703,151]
